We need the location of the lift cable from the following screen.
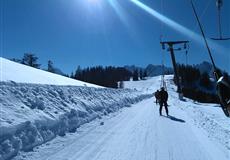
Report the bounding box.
[190,0,217,72]
[190,0,230,117]
[160,0,167,90]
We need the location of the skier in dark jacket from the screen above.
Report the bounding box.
[154,90,160,104]
[159,87,169,116]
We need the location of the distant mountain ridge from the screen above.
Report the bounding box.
[194,61,228,78]
[145,64,173,76]
[194,61,214,75]
[124,64,173,77]
[124,61,228,78]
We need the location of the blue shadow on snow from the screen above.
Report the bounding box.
[162,115,186,123]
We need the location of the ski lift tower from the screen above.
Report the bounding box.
[160,40,189,99]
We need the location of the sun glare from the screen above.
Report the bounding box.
[130,0,227,55]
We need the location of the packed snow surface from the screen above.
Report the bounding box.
[0,82,149,160]
[0,57,100,87]
[1,58,229,160]
[9,76,230,160]
[0,57,150,159]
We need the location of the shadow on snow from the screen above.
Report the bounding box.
[162,115,186,123]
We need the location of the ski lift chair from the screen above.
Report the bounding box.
[214,71,230,117]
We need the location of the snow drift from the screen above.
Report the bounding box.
[0,81,150,160]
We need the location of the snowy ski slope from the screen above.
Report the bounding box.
[11,76,230,160]
[0,58,150,160]
[0,57,100,87]
[1,58,229,160]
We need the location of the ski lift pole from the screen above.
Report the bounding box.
[160,41,188,97]
[190,0,217,73]
[169,44,181,94]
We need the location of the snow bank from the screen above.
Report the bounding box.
[0,82,151,160]
[174,99,230,152]
[0,57,100,87]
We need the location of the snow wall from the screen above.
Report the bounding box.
[0,82,151,160]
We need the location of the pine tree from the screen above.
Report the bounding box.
[22,53,40,68]
[143,70,147,78]
[139,70,143,80]
[47,60,54,73]
[70,72,74,79]
[200,72,211,89]
[133,69,139,81]
[74,66,82,79]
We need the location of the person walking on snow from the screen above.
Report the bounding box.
[154,90,160,105]
[159,87,169,116]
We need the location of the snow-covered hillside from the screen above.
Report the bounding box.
[0,57,99,87]
[0,58,151,160]
[10,76,230,160]
[1,58,230,160]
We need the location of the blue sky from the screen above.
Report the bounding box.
[1,0,230,74]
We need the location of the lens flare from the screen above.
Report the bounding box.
[108,0,129,27]
[130,0,227,55]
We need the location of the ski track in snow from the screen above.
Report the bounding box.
[2,74,229,160]
[0,82,150,160]
[14,97,229,160]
